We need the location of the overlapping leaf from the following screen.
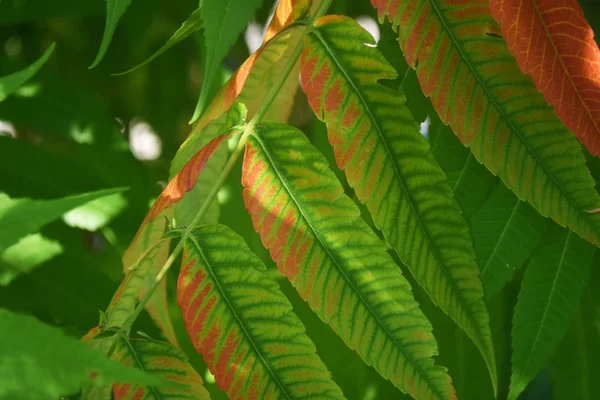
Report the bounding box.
[371,0,600,247]
[192,0,264,122]
[470,184,547,297]
[177,224,344,399]
[490,0,600,156]
[299,15,495,389]
[192,0,311,133]
[242,122,455,399]
[113,338,210,400]
[510,224,596,399]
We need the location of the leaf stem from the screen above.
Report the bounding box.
[95,0,335,369]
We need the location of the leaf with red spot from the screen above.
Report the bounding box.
[242,122,455,400]
[490,0,600,157]
[371,0,600,248]
[299,15,496,390]
[112,337,210,400]
[177,223,344,399]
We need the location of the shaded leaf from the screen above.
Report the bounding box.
[90,0,132,68]
[114,7,203,75]
[178,224,344,399]
[0,188,127,253]
[490,0,600,156]
[510,224,596,399]
[113,337,210,400]
[243,122,455,399]
[192,0,264,123]
[0,43,54,102]
[470,184,547,297]
[0,309,165,400]
[371,0,600,247]
[300,15,496,389]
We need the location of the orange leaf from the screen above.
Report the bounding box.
[490,0,600,155]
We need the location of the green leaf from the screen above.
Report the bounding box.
[0,234,63,286]
[509,224,596,399]
[0,43,54,102]
[0,308,166,400]
[299,15,496,391]
[243,122,455,399]
[170,103,246,226]
[430,125,497,219]
[178,224,345,399]
[0,188,127,253]
[114,7,203,76]
[470,184,548,297]
[112,337,211,400]
[191,0,263,123]
[90,0,132,68]
[372,0,600,247]
[62,191,127,231]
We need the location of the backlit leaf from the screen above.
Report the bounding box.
[0,309,165,400]
[0,234,63,286]
[90,0,132,68]
[371,0,600,247]
[490,0,600,156]
[0,42,54,102]
[178,224,344,399]
[113,337,210,400]
[242,122,455,399]
[470,183,547,297]
[192,0,264,123]
[300,15,496,389]
[510,224,596,399]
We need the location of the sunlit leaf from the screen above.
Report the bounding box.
[371,0,600,247]
[178,224,344,399]
[510,224,596,399]
[90,0,132,68]
[0,309,166,400]
[62,191,127,231]
[0,234,63,286]
[243,122,455,399]
[112,337,210,400]
[490,0,600,156]
[0,188,126,253]
[300,15,496,389]
[114,7,203,75]
[0,43,54,102]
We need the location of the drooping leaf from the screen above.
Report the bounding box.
[90,0,132,68]
[431,125,497,218]
[0,309,166,400]
[242,122,455,399]
[0,43,54,102]
[510,224,596,399]
[114,7,203,75]
[0,188,126,253]
[112,337,210,400]
[299,15,496,389]
[177,224,345,399]
[470,184,547,297]
[192,0,264,123]
[490,0,600,156]
[371,0,600,246]
[0,234,63,286]
[170,103,247,226]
